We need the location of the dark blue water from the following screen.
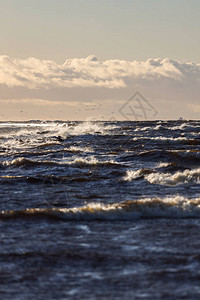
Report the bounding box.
[1,120,200,299]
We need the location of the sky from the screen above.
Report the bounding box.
[0,0,200,120]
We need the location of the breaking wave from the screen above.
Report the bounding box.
[2,156,119,168]
[133,136,199,144]
[0,121,115,152]
[1,196,200,221]
[124,168,200,185]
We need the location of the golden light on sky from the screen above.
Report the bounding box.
[0,0,200,120]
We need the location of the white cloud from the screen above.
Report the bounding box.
[0,98,80,106]
[0,54,200,120]
[0,55,199,90]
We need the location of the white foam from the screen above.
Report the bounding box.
[54,196,200,220]
[146,168,200,185]
[134,126,151,132]
[124,167,200,186]
[2,156,118,167]
[123,169,144,181]
[156,162,171,168]
[133,136,189,143]
[170,123,200,131]
[67,146,93,153]
[0,121,115,152]
[66,121,116,136]
[2,196,200,220]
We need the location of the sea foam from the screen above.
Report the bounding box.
[1,196,200,220]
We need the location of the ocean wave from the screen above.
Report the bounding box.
[133,150,200,166]
[169,123,200,132]
[133,123,200,133]
[2,156,120,168]
[67,146,93,153]
[156,162,172,168]
[173,150,200,160]
[124,168,200,185]
[133,136,186,142]
[146,168,200,185]
[123,169,152,181]
[0,121,116,152]
[2,157,57,168]
[132,136,200,145]
[1,196,200,220]
[134,126,151,132]
[67,121,115,136]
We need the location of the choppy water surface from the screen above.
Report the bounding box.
[1,120,200,299]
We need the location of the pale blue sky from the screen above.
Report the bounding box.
[1,0,200,63]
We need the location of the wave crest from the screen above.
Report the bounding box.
[124,167,200,185]
[1,196,200,221]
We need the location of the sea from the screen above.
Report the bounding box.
[1,120,200,299]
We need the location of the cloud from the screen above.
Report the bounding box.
[0,98,80,106]
[0,54,200,121]
[0,54,199,90]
